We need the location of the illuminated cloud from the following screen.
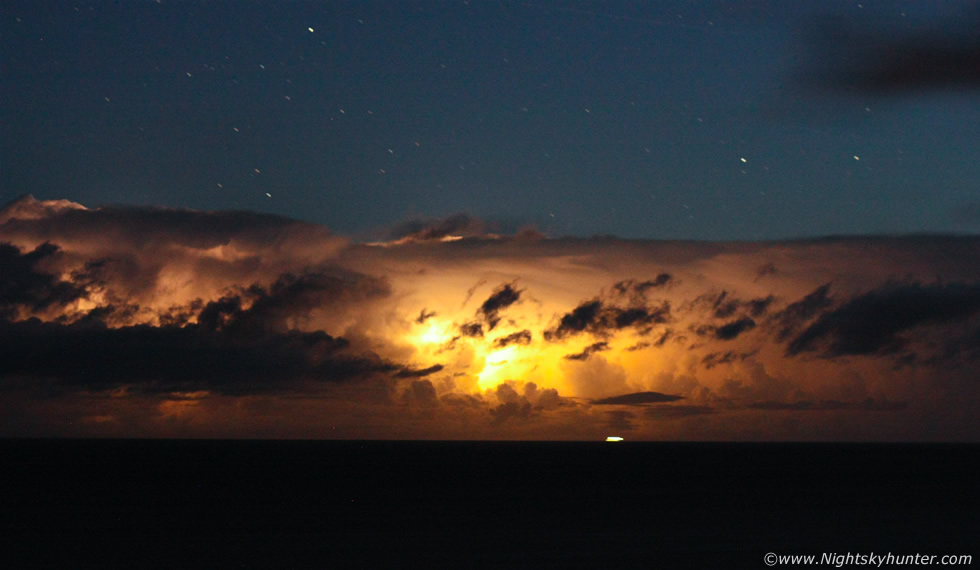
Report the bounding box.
[3,198,980,440]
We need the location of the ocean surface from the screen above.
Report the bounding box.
[3,440,977,568]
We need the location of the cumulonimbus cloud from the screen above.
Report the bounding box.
[3,197,980,440]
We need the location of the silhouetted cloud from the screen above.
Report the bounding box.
[701,351,737,369]
[612,275,673,298]
[459,322,484,338]
[0,317,403,396]
[592,391,684,405]
[0,242,89,319]
[415,308,437,324]
[477,283,522,330]
[394,364,445,378]
[772,283,834,341]
[5,197,980,439]
[715,318,757,341]
[544,295,671,341]
[544,299,602,341]
[787,282,980,357]
[564,342,610,361]
[193,270,390,336]
[492,330,532,348]
[1,195,336,252]
[387,213,485,243]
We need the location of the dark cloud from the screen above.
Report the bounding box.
[787,282,980,358]
[544,300,602,341]
[387,213,485,242]
[394,364,445,379]
[711,291,738,319]
[747,296,775,317]
[0,242,87,319]
[612,275,673,299]
[754,263,777,282]
[592,391,684,406]
[653,329,674,347]
[715,318,757,341]
[477,283,522,330]
[0,317,406,396]
[701,351,738,369]
[0,264,421,395]
[564,342,610,361]
[243,271,389,332]
[459,322,484,338]
[492,330,532,348]
[544,296,671,341]
[415,308,437,324]
[695,290,773,320]
[803,11,980,94]
[772,283,833,341]
[461,279,487,309]
[1,196,331,251]
[193,270,390,336]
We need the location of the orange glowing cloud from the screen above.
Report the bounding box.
[3,196,980,440]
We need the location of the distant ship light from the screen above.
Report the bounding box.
[605,436,624,442]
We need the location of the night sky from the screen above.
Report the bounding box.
[3,1,980,441]
[4,0,979,240]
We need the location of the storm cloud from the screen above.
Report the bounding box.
[787,282,980,358]
[3,198,980,439]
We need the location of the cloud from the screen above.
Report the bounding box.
[385,213,486,243]
[492,330,532,348]
[772,283,834,341]
[401,380,439,407]
[787,282,980,358]
[543,295,671,341]
[564,341,610,361]
[394,364,445,379]
[800,8,980,94]
[603,410,637,432]
[592,391,684,406]
[415,308,437,324]
[477,282,522,330]
[544,299,602,341]
[459,322,484,338]
[715,318,757,341]
[5,197,980,439]
[0,242,87,319]
[0,317,402,396]
[702,351,743,370]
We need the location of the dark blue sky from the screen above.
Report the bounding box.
[3,0,979,240]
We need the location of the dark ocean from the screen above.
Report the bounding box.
[3,440,977,569]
